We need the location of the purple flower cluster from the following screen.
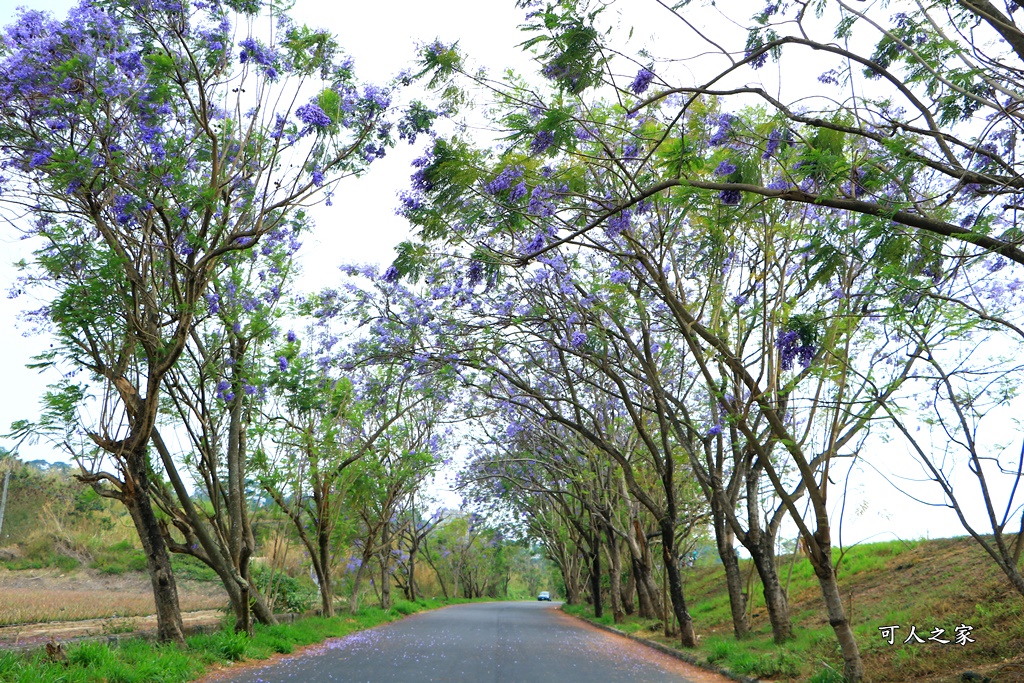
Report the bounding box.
[484,166,524,195]
[818,69,840,86]
[410,152,435,192]
[528,184,560,217]
[239,38,274,66]
[522,233,545,255]
[215,379,234,402]
[777,329,814,370]
[508,181,528,202]
[296,102,332,128]
[239,37,278,80]
[719,189,742,205]
[467,260,484,287]
[715,159,737,176]
[541,54,583,92]
[708,114,737,146]
[629,68,655,95]
[362,84,390,110]
[604,209,632,237]
[763,129,782,159]
[610,270,630,284]
[745,45,768,70]
[531,129,555,155]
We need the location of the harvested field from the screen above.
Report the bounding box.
[0,568,226,626]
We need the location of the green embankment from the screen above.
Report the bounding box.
[564,536,1024,683]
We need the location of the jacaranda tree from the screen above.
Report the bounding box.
[0,0,425,642]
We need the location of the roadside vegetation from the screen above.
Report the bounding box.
[564,537,1024,683]
[0,597,482,683]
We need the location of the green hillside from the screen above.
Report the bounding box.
[566,537,1024,683]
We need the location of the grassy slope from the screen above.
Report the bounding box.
[566,536,1024,683]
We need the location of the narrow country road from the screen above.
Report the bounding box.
[202,602,730,683]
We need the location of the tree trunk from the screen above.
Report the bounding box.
[632,555,656,619]
[562,563,582,605]
[622,559,636,616]
[226,350,247,631]
[381,561,392,610]
[349,562,366,614]
[407,541,418,602]
[589,531,603,619]
[712,503,749,639]
[809,536,864,683]
[661,521,696,648]
[626,518,661,619]
[124,454,185,645]
[317,522,335,617]
[249,578,276,624]
[380,525,392,610]
[748,535,792,643]
[606,530,624,623]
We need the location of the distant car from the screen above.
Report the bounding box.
[537,591,551,601]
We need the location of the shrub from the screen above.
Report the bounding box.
[250,564,316,613]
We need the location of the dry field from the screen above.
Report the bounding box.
[0,568,226,626]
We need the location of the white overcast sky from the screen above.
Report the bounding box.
[0,0,1014,549]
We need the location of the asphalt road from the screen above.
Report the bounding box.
[204,601,724,683]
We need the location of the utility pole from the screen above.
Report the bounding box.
[0,466,10,541]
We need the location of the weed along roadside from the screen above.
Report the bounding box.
[0,598,486,682]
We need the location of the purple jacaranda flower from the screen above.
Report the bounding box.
[715,159,737,176]
[610,270,630,284]
[763,129,782,159]
[531,130,555,155]
[523,233,545,254]
[746,46,767,69]
[570,330,587,347]
[508,181,528,202]
[296,102,332,128]
[278,356,288,371]
[719,189,742,205]
[709,114,736,146]
[629,68,655,95]
[484,166,524,195]
[467,260,484,287]
[605,210,632,237]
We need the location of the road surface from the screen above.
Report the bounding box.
[202,601,730,683]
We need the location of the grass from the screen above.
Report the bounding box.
[563,536,1024,683]
[0,597,479,682]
